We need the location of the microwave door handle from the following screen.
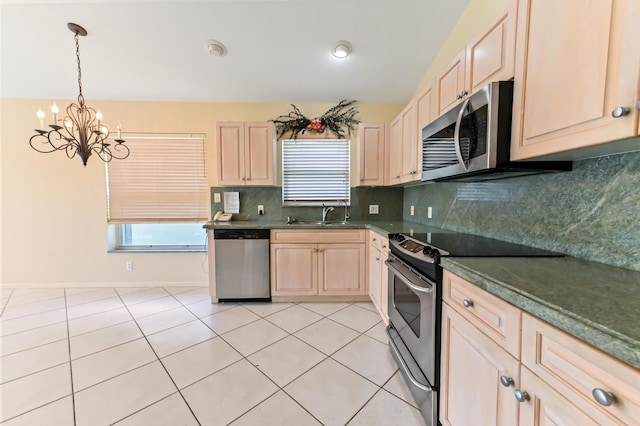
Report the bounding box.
[453,97,472,171]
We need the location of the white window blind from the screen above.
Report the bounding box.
[282,139,350,206]
[106,134,209,223]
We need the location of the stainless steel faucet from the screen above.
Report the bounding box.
[338,200,350,222]
[322,204,335,222]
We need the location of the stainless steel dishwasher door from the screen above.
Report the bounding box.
[214,229,271,301]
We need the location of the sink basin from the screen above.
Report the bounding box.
[288,220,350,226]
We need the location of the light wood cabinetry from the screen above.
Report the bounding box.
[216,122,274,186]
[440,303,520,426]
[270,230,366,298]
[436,1,516,117]
[510,0,640,161]
[519,313,640,425]
[357,123,386,186]
[367,230,389,324]
[441,269,640,425]
[416,82,436,137]
[388,101,421,185]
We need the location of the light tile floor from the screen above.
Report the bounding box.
[0,287,426,426]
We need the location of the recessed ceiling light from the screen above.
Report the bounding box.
[205,40,226,57]
[332,41,352,58]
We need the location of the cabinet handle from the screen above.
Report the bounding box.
[462,299,473,308]
[514,389,529,402]
[375,256,380,261]
[500,376,514,387]
[592,388,616,407]
[462,90,469,97]
[611,106,630,118]
[360,178,364,182]
[381,244,387,249]
[395,175,400,179]
[456,93,462,100]
[318,249,324,253]
[373,238,377,242]
[313,248,318,253]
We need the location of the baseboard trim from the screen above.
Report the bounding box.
[1,281,208,289]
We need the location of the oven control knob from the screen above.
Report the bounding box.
[423,247,440,258]
[422,246,432,256]
[394,235,405,242]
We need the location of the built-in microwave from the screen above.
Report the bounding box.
[421,81,571,182]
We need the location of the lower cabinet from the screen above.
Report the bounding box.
[367,230,389,324]
[270,230,366,298]
[441,270,640,426]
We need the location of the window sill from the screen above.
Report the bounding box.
[109,247,207,253]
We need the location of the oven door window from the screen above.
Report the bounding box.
[393,276,421,338]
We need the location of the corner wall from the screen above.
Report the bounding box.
[1,98,402,287]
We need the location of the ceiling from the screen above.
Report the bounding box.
[0,0,470,104]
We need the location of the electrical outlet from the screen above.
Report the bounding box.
[126,261,133,271]
[258,205,265,215]
[369,205,379,214]
[214,193,221,203]
[410,205,415,216]
[428,206,433,219]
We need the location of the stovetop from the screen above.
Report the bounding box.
[389,232,563,279]
[403,232,563,257]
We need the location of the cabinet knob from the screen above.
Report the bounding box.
[462,299,473,308]
[514,389,529,402]
[375,256,380,261]
[592,388,615,407]
[373,238,377,241]
[611,106,630,118]
[456,94,462,100]
[395,175,400,179]
[360,178,364,182]
[382,244,387,249]
[500,376,514,387]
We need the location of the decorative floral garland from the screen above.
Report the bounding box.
[271,100,360,139]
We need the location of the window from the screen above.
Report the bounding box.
[106,133,208,251]
[282,139,350,206]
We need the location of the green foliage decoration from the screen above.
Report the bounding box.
[271,100,360,139]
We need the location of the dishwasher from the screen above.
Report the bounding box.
[213,229,271,302]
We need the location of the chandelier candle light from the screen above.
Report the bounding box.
[29,23,128,166]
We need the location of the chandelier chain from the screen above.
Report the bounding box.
[74,31,84,105]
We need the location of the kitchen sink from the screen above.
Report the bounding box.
[288,220,350,226]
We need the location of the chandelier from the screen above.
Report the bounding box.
[29,23,128,166]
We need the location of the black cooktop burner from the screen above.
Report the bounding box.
[407,233,563,257]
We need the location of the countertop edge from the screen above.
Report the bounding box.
[441,259,640,369]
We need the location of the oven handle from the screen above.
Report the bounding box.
[385,325,433,392]
[385,260,433,294]
[453,97,471,171]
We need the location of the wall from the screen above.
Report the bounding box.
[209,186,404,223]
[413,0,507,97]
[404,151,640,271]
[0,98,402,287]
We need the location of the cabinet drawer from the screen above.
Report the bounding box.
[442,270,521,358]
[521,313,640,425]
[270,229,365,244]
[368,230,389,252]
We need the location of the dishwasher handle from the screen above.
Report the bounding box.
[213,229,270,240]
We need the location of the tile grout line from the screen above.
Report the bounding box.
[111,286,204,426]
[0,288,15,318]
[63,288,78,426]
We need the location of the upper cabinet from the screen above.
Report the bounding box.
[510,0,640,161]
[358,123,386,186]
[436,1,517,117]
[388,101,421,185]
[216,122,275,186]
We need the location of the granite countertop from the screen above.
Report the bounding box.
[441,257,640,369]
[204,219,640,369]
[203,219,448,236]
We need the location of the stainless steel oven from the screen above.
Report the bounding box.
[386,252,439,426]
[386,231,563,425]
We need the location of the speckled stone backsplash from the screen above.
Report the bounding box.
[403,151,640,271]
[210,186,404,222]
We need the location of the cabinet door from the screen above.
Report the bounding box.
[244,123,274,186]
[518,367,604,426]
[511,0,640,160]
[440,303,520,426]
[416,82,436,133]
[378,248,389,325]
[318,243,365,296]
[400,102,419,183]
[368,245,381,310]
[216,122,245,186]
[387,116,403,185]
[358,123,386,186]
[270,244,317,296]
[465,0,516,95]
[436,49,467,116]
